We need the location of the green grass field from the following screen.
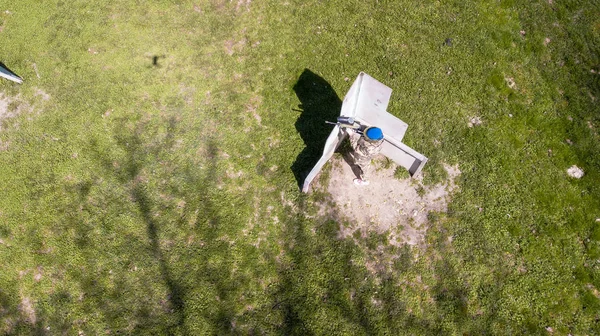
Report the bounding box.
[1,0,599,334]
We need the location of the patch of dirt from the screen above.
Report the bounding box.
[544,37,551,46]
[18,296,36,325]
[325,156,460,248]
[0,92,19,128]
[33,266,43,282]
[246,95,262,125]
[178,84,196,106]
[505,77,517,89]
[226,166,244,179]
[586,283,600,299]
[34,88,50,101]
[0,89,51,134]
[235,0,251,12]
[224,37,247,56]
[0,138,8,151]
[467,116,482,128]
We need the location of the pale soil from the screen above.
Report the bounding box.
[0,92,18,128]
[0,89,50,129]
[18,296,36,325]
[0,89,50,150]
[323,155,460,248]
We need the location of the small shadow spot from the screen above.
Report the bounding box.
[151,55,165,67]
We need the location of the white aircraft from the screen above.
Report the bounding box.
[0,63,23,84]
[302,72,427,193]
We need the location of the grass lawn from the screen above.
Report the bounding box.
[1,0,599,334]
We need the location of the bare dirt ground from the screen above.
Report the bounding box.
[0,92,18,127]
[0,89,50,130]
[323,155,461,248]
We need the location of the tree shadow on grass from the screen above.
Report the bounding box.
[78,118,192,334]
[69,115,240,334]
[291,69,342,189]
[271,195,515,335]
[8,116,499,335]
[271,197,439,335]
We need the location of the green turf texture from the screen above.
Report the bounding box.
[0,0,599,334]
